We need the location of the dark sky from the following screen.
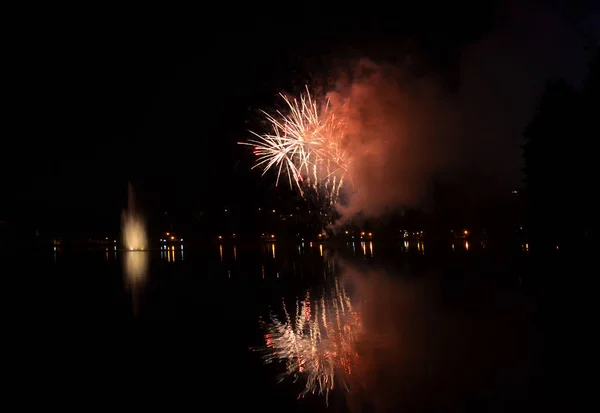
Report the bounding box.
[3,1,598,229]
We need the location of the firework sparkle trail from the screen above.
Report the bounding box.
[239,86,353,214]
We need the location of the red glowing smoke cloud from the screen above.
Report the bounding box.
[325,59,460,224]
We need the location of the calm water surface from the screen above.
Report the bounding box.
[9,240,540,412]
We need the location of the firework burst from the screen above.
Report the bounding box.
[259,278,363,405]
[240,86,352,213]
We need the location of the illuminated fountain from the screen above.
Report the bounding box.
[121,184,147,251]
[121,183,149,317]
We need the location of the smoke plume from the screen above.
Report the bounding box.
[325,3,595,225]
[328,60,458,223]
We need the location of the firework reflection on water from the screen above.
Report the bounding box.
[260,276,363,405]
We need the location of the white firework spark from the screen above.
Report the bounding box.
[240,86,352,210]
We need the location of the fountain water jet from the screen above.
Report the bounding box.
[122,184,147,251]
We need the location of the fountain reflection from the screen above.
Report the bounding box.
[125,251,148,285]
[124,251,149,317]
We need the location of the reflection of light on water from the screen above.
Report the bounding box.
[369,241,373,257]
[262,265,265,279]
[124,251,149,318]
[233,245,237,260]
[160,245,179,262]
[323,256,336,280]
[219,245,223,261]
[260,278,363,406]
[125,252,147,284]
[361,241,366,256]
[105,246,118,261]
[271,243,276,259]
[465,241,469,251]
[319,244,323,256]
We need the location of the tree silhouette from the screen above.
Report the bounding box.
[523,49,598,253]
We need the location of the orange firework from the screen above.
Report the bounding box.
[239,86,352,210]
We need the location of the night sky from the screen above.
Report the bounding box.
[3,2,598,232]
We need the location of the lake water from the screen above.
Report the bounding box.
[7,240,541,412]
